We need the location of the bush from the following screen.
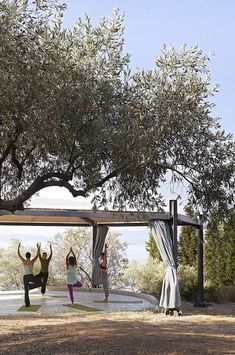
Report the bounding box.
[204,286,219,303]
[138,258,165,294]
[217,286,235,303]
[123,257,165,295]
[178,265,198,301]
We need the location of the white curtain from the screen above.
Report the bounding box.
[151,220,181,309]
[91,225,109,287]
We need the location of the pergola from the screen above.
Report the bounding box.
[0,200,205,308]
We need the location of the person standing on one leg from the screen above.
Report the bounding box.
[66,247,82,306]
[99,243,109,302]
[18,242,42,307]
[38,244,52,295]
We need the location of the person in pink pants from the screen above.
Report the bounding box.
[66,247,82,305]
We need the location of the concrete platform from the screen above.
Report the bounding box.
[0,287,158,315]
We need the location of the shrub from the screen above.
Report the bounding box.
[217,286,235,303]
[178,264,198,301]
[123,257,165,295]
[204,286,219,303]
[138,258,165,294]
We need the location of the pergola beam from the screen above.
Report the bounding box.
[0,208,202,227]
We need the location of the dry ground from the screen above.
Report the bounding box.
[0,303,234,355]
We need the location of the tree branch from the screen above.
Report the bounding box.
[11,144,23,180]
[0,172,85,211]
[85,168,122,193]
[41,180,86,197]
[165,164,195,184]
[0,140,13,166]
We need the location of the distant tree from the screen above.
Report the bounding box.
[145,232,162,261]
[179,225,197,268]
[0,239,40,290]
[205,210,235,287]
[179,207,197,268]
[0,0,234,214]
[123,257,198,301]
[0,230,128,290]
[121,259,141,291]
[223,212,235,284]
[123,257,165,294]
[50,228,128,288]
[177,264,198,301]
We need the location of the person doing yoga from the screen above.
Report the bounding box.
[38,244,52,295]
[99,243,109,302]
[66,247,82,305]
[18,242,43,307]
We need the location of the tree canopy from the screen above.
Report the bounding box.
[0,0,234,213]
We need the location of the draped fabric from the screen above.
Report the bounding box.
[151,220,181,309]
[91,225,109,287]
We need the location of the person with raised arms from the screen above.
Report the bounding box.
[99,243,109,302]
[18,242,43,307]
[66,247,82,306]
[38,244,53,295]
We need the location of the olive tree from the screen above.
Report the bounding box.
[0,0,234,215]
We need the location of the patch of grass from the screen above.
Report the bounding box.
[93,300,143,304]
[31,294,65,299]
[64,303,102,312]
[17,305,41,312]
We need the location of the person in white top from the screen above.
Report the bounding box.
[18,242,42,307]
[66,247,82,306]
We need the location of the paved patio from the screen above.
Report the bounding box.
[0,287,158,315]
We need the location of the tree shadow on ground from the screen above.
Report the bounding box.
[0,312,234,355]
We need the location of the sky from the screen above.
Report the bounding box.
[1,0,234,261]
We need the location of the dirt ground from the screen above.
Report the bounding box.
[0,303,234,355]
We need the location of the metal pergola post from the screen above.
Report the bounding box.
[194,221,205,307]
[169,199,178,267]
[92,223,97,259]
[91,222,98,288]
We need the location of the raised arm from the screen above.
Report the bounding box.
[49,244,53,260]
[66,248,71,267]
[38,245,42,261]
[70,247,77,265]
[17,243,25,262]
[66,247,77,267]
[32,243,40,263]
